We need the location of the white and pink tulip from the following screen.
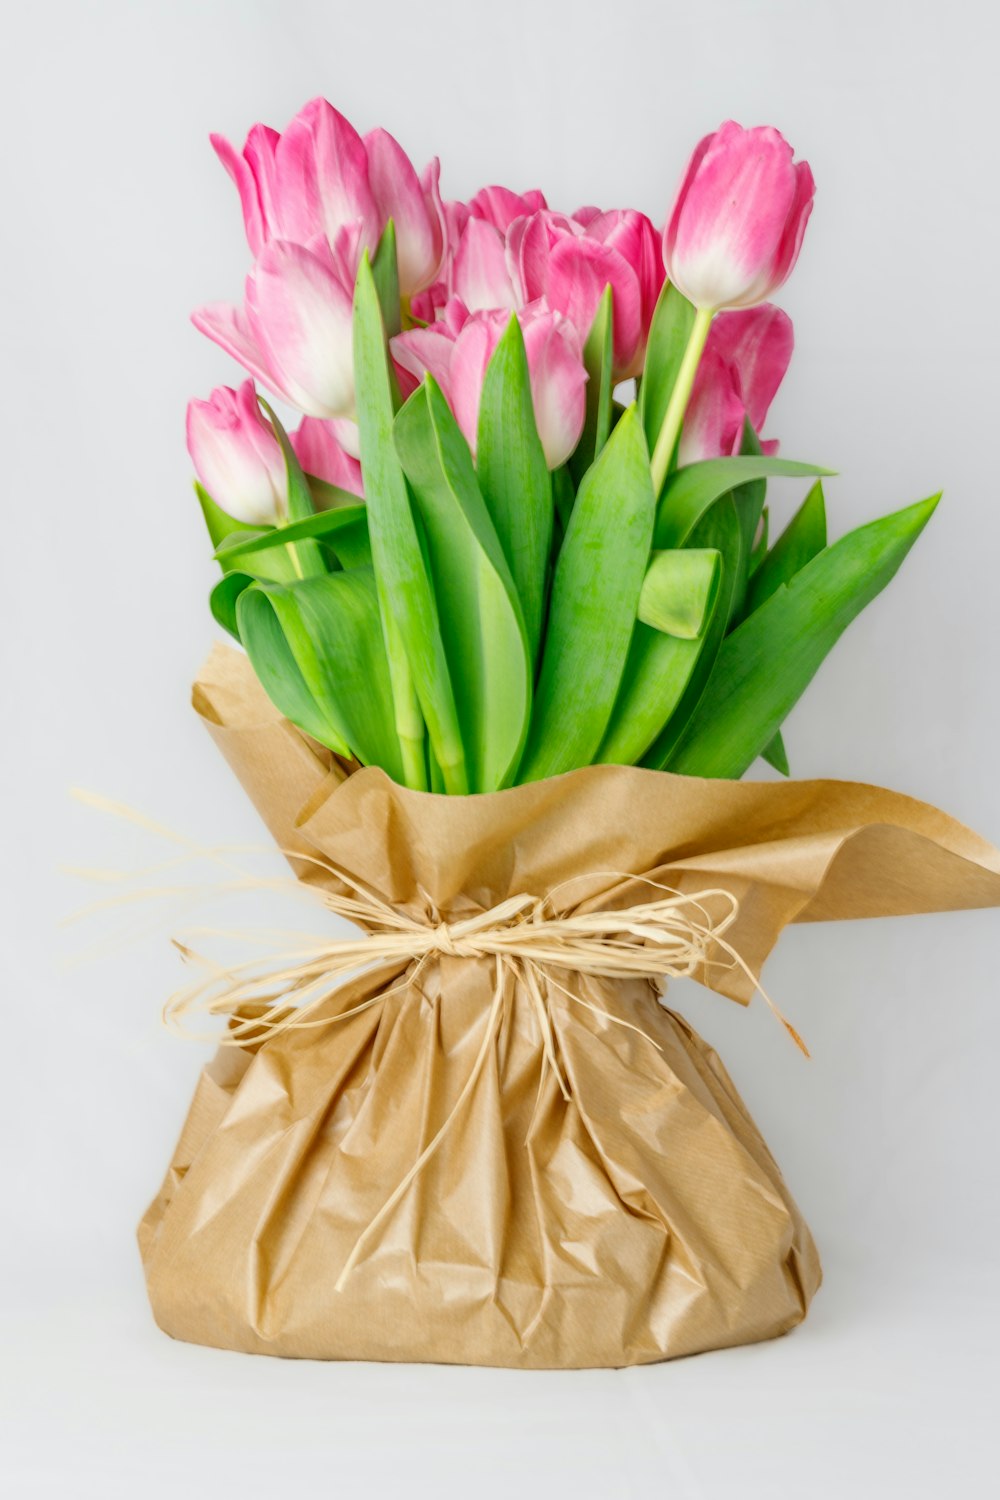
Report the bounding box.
[392,300,587,470]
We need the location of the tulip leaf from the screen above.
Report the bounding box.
[638,282,696,459]
[570,283,614,483]
[667,495,941,778]
[475,313,553,666]
[237,569,404,779]
[746,480,827,616]
[639,548,722,639]
[306,475,367,511]
[750,506,770,575]
[212,504,368,562]
[255,398,316,526]
[394,378,532,791]
[518,405,655,781]
[600,492,743,766]
[762,731,789,776]
[354,251,461,790]
[372,219,402,340]
[195,482,259,549]
[655,455,833,551]
[215,529,300,584]
[209,570,254,641]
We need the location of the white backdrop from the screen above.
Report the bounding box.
[3,1,998,1495]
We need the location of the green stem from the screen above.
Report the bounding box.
[649,305,714,497]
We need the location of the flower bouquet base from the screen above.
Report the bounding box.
[138,646,1000,1367]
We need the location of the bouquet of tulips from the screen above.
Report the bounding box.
[139,100,1000,1371]
[187,103,934,793]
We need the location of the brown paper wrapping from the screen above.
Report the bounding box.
[139,643,1000,1367]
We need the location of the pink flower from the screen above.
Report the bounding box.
[211,98,445,296]
[192,237,357,430]
[410,186,547,322]
[678,305,793,464]
[290,417,364,498]
[664,121,815,311]
[507,208,662,379]
[392,300,586,470]
[186,379,288,524]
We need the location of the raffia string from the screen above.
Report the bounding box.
[69,788,806,1291]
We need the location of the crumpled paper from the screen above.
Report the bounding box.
[138,644,1000,1367]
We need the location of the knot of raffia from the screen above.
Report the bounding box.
[164,864,805,1058]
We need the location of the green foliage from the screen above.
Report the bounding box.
[192,275,938,792]
[475,314,553,665]
[394,377,532,791]
[519,407,655,781]
[668,496,940,778]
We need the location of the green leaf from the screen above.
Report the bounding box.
[212,504,368,562]
[195,482,259,549]
[601,494,743,767]
[750,506,769,575]
[237,569,404,779]
[518,405,655,781]
[638,548,721,639]
[638,282,696,459]
[570,284,614,483]
[655,455,833,551]
[475,313,553,665]
[394,378,531,791]
[745,480,827,616]
[667,495,941,778]
[354,251,461,790]
[215,529,300,584]
[255,398,316,526]
[209,570,254,640]
[306,474,368,512]
[762,731,789,776]
[552,464,575,534]
[372,219,402,339]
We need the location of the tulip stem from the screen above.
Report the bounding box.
[649,306,714,497]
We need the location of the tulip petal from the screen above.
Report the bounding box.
[191,300,291,403]
[709,305,794,433]
[273,97,379,250]
[246,239,356,419]
[291,417,365,497]
[364,128,443,295]
[452,218,517,311]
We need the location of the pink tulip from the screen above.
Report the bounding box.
[290,417,364,498]
[211,98,445,296]
[678,305,793,464]
[507,208,662,379]
[186,380,288,525]
[409,186,546,322]
[193,236,357,426]
[392,299,586,470]
[663,121,815,312]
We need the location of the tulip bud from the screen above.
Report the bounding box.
[663,121,815,312]
[392,300,586,470]
[679,305,793,464]
[186,380,287,525]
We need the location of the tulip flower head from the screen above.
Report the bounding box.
[193,236,358,430]
[679,304,793,464]
[186,380,288,525]
[211,98,446,297]
[393,299,587,470]
[663,121,815,312]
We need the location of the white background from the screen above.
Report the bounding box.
[3,1,999,1494]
